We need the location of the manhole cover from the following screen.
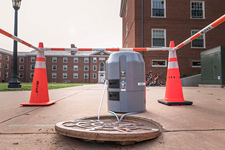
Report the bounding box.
[55,115,163,145]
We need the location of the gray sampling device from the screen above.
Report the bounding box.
[106,52,146,113]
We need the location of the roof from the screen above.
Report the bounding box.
[0,48,13,55]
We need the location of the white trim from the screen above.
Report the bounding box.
[74,65,78,71]
[19,65,24,70]
[52,57,57,63]
[93,73,97,79]
[19,72,24,78]
[30,64,35,70]
[93,57,97,63]
[5,64,9,69]
[63,65,67,71]
[0,71,1,77]
[84,73,89,79]
[151,0,166,18]
[19,57,24,63]
[63,57,68,63]
[6,55,9,61]
[192,60,201,68]
[31,57,35,62]
[5,72,8,78]
[99,62,105,71]
[0,53,2,60]
[0,62,1,68]
[52,73,57,78]
[73,73,78,79]
[84,57,89,63]
[152,59,167,67]
[151,29,166,47]
[52,65,57,71]
[84,65,89,71]
[30,72,34,78]
[191,29,206,48]
[74,57,78,63]
[63,73,67,79]
[190,1,205,19]
[93,65,97,71]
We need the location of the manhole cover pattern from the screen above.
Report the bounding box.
[55,115,163,142]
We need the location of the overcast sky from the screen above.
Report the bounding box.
[0,0,122,52]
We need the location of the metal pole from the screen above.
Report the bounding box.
[8,8,21,89]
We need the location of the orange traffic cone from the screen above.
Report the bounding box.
[158,41,192,106]
[21,42,56,106]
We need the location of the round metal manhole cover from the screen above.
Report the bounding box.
[55,115,163,145]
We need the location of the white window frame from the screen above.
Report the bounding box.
[192,60,201,68]
[5,72,8,78]
[93,65,97,71]
[84,65,89,71]
[151,0,166,18]
[152,29,166,47]
[73,73,78,79]
[99,62,105,71]
[31,57,35,62]
[30,73,34,78]
[63,57,68,63]
[5,64,9,69]
[30,64,35,70]
[93,57,97,63]
[52,57,57,63]
[6,55,9,61]
[84,73,89,79]
[0,54,2,60]
[19,65,24,70]
[93,73,97,79]
[0,71,1,77]
[63,65,67,71]
[84,58,89,63]
[74,65,78,71]
[74,57,78,63]
[52,73,57,78]
[152,60,167,67]
[0,62,1,68]
[191,30,206,48]
[19,72,24,78]
[19,57,24,63]
[190,1,205,19]
[52,65,57,71]
[63,73,67,79]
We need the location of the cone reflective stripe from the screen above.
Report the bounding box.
[20,42,56,106]
[158,41,192,106]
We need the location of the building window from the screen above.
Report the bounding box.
[191,30,205,48]
[152,0,166,17]
[63,57,68,63]
[152,60,167,67]
[99,62,105,71]
[30,73,34,78]
[52,57,57,63]
[6,55,9,61]
[74,58,78,63]
[0,71,1,77]
[31,64,35,70]
[84,73,89,79]
[126,1,128,16]
[19,73,24,78]
[84,58,89,63]
[93,65,97,71]
[0,62,1,68]
[152,29,166,47]
[192,60,201,68]
[93,57,97,63]
[19,65,24,70]
[0,54,2,60]
[52,73,57,78]
[63,65,67,71]
[63,73,67,79]
[5,64,9,69]
[19,57,24,63]
[84,65,89,71]
[126,23,128,37]
[74,65,78,71]
[5,72,8,78]
[93,73,97,79]
[73,73,78,79]
[52,65,57,71]
[191,1,205,19]
[31,57,35,62]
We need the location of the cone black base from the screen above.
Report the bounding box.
[158,99,193,106]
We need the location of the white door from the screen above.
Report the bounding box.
[98,71,105,83]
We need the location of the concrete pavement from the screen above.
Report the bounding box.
[0,84,225,150]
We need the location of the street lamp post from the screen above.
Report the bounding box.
[8,0,22,89]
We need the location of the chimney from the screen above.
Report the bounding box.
[71,44,76,55]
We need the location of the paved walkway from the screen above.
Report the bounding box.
[0,84,225,150]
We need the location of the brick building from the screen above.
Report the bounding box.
[120,0,225,78]
[0,48,110,83]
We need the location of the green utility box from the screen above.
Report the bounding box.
[201,46,225,88]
